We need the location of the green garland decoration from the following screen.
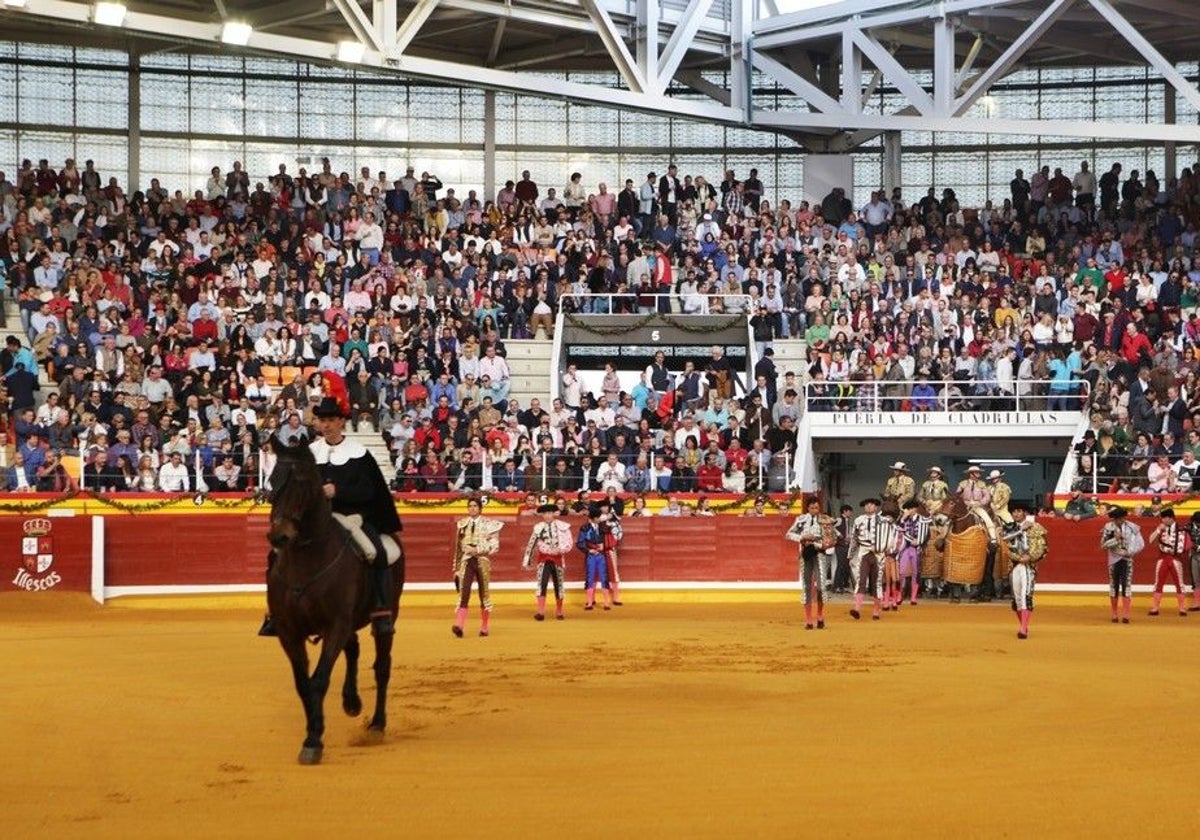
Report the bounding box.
[659,314,747,334]
[0,490,78,514]
[562,312,657,336]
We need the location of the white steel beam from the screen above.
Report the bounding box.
[953,33,984,89]
[331,0,383,53]
[753,51,840,113]
[839,29,859,114]
[11,0,743,123]
[753,109,1200,144]
[675,69,731,106]
[849,28,934,115]
[485,18,506,66]
[753,0,1023,49]
[1085,0,1200,115]
[580,0,646,92]
[390,0,439,58]
[635,0,658,95]
[932,16,955,116]
[954,0,1074,115]
[729,0,753,116]
[656,0,715,95]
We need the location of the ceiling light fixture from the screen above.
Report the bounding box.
[220,21,253,46]
[92,1,127,26]
[336,40,366,63]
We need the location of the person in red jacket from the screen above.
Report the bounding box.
[695,451,725,492]
[1120,322,1152,366]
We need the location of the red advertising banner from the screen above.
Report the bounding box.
[3,516,93,593]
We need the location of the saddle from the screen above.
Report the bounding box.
[333,513,402,566]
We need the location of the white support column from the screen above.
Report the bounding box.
[729,0,753,118]
[128,49,141,192]
[883,131,902,196]
[635,0,659,96]
[840,30,860,114]
[932,16,955,117]
[1164,80,1177,180]
[483,90,496,201]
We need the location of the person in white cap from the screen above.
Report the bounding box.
[987,469,1014,528]
[882,461,915,510]
[918,465,950,513]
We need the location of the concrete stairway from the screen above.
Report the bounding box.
[768,339,808,398]
[503,339,553,409]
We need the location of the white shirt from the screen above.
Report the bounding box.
[158,461,190,492]
[596,460,627,491]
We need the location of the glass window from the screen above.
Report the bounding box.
[298,84,354,140]
[190,76,244,136]
[141,74,189,133]
[75,69,129,129]
[245,78,298,138]
[19,65,74,127]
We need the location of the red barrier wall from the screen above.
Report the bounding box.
[1,517,93,593]
[93,512,1156,589]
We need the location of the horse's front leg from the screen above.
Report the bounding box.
[278,635,317,761]
[298,634,345,765]
[368,631,393,733]
[341,632,363,717]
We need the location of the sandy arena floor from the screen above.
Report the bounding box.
[1,591,1196,838]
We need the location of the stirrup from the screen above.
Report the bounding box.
[257,615,278,637]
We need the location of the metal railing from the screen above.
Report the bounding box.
[802,379,1091,413]
[1074,451,1199,496]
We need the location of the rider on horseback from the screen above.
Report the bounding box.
[918,465,950,513]
[958,464,998,601]
[882,461,915,509]
[260,373,401,637]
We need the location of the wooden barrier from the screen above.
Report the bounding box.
[0,501,1172,594]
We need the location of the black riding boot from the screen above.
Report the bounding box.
[258,549,278,636]
[370,560,395,636]
[363,529,395,635]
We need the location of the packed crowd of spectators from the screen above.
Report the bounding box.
[2,152,1200,496]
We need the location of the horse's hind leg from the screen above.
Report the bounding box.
[367,631,393,733]
[342,632,363,717]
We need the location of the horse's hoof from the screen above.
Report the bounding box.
[298,746,323,765]
[343,696,363,717]
[366,721,386,737]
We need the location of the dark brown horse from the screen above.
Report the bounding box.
[266,437,405,765]
[930,494,997,600]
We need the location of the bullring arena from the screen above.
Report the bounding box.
[5,0,1200,834]
[3,501,1199,837]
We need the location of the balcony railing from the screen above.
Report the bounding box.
[802,379,1091,414]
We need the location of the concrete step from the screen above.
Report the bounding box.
[503,339,554,361]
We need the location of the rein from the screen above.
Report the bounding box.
[287,528,354,600]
